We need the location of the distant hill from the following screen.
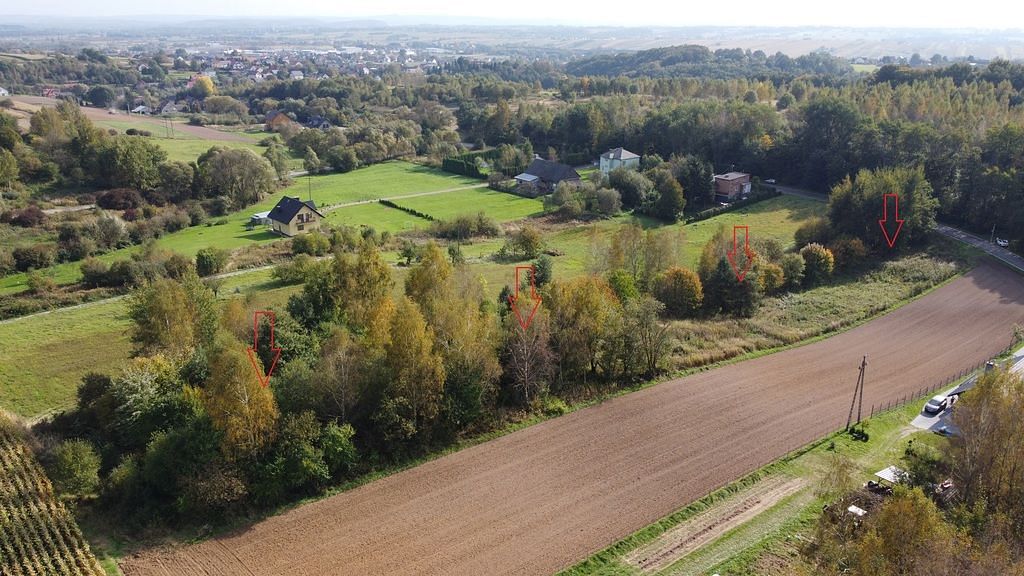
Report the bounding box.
[566,44,852,79]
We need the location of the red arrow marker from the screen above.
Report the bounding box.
[509,265,542,330]
[726,225,754,282]
[878,193,905,249]
[246,310,282,388]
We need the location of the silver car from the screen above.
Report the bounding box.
[924,395,948,414]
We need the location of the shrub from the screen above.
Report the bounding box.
[292,231,331,256]
[779,253,805,290]
[0,249,14,277]
[759,262,785,294]
[594,188,622,216]
[97,188,144,210]
[10,205,47,227]
[80,257,111,287]
[800,243,835,286]
[321,422,358,479]
[26,271,56,294]
[13,243,56,271]
[606,269,639,302]
[431,212,500,240]
[195,247,229,276]
[794,216,831,248]
[164,253,195,279]
[500,225,543,260]
[48,439,101,497]
[273,254,318,284]
[653,266,704,318]
[829,236,869,272]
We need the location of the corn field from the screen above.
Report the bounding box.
[0,416,104,576]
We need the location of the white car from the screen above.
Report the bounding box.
[924,394,948,415]
[996,238,1009,247]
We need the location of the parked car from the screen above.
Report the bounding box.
[765,178,776,184]
[996,238,1009,247]
[924,394,948,415]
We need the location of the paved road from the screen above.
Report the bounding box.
[935,223,1024,274]
[771,184,1024,274]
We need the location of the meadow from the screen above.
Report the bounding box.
[0,162,485,295]
[392,188,545,222]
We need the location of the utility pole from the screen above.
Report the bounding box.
[846,355,868,430]
[307,173,312,203]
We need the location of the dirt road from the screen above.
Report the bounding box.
[121,263,1024,576]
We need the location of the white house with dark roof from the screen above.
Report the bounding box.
[266,196,323,236]
[599,147,640,174]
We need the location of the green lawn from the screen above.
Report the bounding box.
[325,202,430,234]
[393,188,545,222]
[0,299,132,418]
[0,162,482,295]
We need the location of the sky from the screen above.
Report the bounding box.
[5,0,1024,29]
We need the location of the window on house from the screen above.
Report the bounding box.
[298,224,304,231]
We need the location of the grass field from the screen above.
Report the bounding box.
[393,188,545,222]
[0,267,285,419]
[325,202,430,234]
[92,118,300,167]
[0,162,484,295]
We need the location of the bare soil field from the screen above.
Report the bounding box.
[120,263,1024,576]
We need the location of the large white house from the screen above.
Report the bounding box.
[599,147,640,174]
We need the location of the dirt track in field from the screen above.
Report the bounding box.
[121,263,1024,576]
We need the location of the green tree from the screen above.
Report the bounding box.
[0,147,19,192]
[195,247,229,276]
[827,166,939,251]
[621,295,671,377]
[48,439,101,497]
[128,273,218,355]
[608,167,654,210]
[649,168,686,222]
[86,86,116,108]
[102,136,167,190]
[779,253,805,290]
[501,311,555,404]
[303,146,322,174]
[263,143,291,180]
[197,147,276,209]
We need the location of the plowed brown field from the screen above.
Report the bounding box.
[121,263,1024,576]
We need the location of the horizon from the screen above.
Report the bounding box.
[2,0,1024,30]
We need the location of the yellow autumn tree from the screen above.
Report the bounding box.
[203,333,279,460]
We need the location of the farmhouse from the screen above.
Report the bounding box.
[0,87,9,97]
[267,196,323,236]
[599,147,640,174]
[515,158,580,196]
[713,171,752,202]
[265,110,297,131]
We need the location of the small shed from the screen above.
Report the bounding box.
[874,466,907,486]
[249,210,271,228]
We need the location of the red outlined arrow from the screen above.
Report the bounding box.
[726,225,754,282]
[878,193,904,249]
[509,265,542,330]
[246,310,282,388]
